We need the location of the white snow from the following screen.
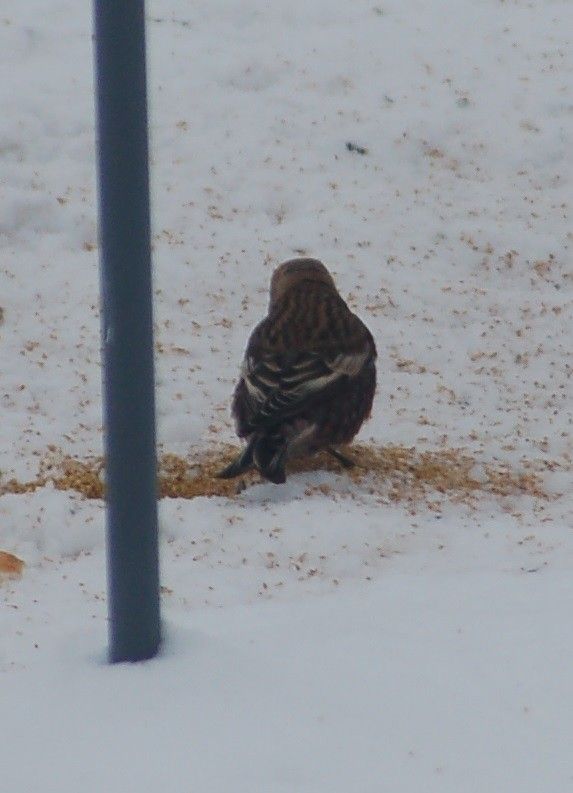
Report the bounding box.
[1,0,572,791]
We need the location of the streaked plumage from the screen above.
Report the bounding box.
[218,258,376,483]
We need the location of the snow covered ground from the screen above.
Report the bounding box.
[1,0,572,790]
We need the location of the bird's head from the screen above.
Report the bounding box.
[269,258,336,308]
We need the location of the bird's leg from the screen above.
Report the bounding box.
[327,447,355,469]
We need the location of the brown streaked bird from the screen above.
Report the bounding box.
[218,258,377,484]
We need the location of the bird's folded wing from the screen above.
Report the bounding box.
[241,347,371,427]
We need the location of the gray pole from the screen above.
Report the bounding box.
[93,0,161,662]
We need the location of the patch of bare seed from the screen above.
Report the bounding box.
[0,444,556,504]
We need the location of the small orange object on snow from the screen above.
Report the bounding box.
[0,551,24,578]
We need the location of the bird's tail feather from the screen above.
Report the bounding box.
[252,434,287,484]
[216,438,255,479]
[216,433,287,484]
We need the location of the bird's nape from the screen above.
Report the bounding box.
[269,257,336,308]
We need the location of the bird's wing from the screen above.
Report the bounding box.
[241,344,373,429]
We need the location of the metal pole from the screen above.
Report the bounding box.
[93,0,161,662]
